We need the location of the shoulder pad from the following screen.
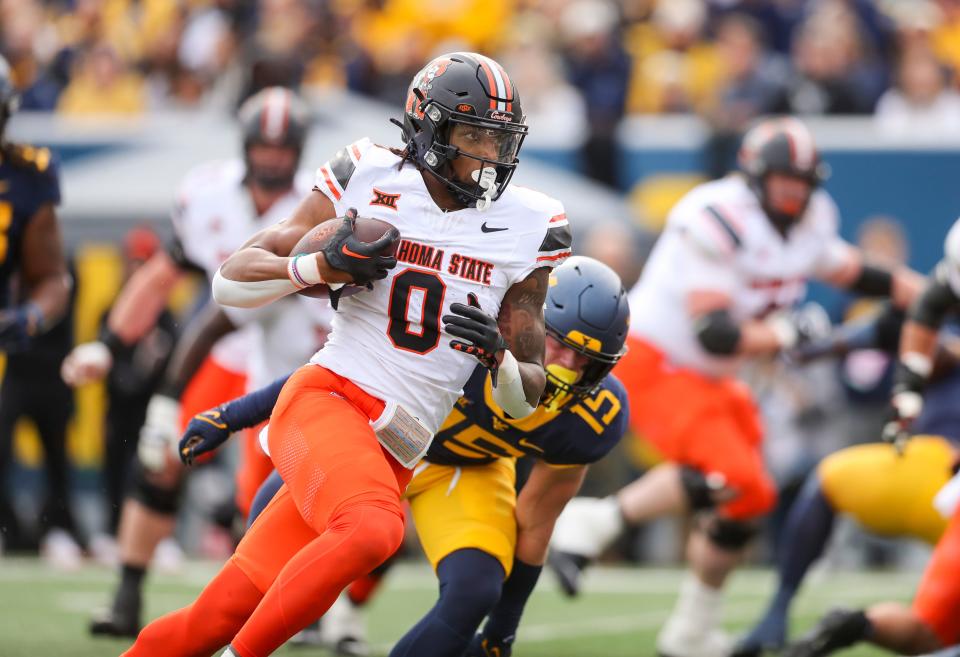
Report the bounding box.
[537,210,572,267]
[315,138,373,201]
[681,203,743,260]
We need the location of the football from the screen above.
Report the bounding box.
[289,214,400,298]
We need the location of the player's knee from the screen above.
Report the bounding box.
[706,517,759,552]
[130,463,182,515]
[437,549,505,621]
[334,504,405,571]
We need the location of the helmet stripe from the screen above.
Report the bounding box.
[261,88,290,142]
[478,54,509,111]
[469,53,506,111]
[780,118,815,170]
[473,56,500,110]
[491,58,513,113]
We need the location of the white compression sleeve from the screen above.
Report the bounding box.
[492,350,538,419]
[212,267,299,309]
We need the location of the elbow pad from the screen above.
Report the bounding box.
[492,350,538,419]
[212,268,298,309]
[694,309,741,355]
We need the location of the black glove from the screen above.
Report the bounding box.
[321,208,399,286]
[465,633,513,657]
[0,303,43,352]
[179,407,232,466]
[443,293,508,371]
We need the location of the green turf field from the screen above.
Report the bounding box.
[0,558,913,656]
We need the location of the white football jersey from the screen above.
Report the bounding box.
[172,159,314,374]
[629,175,851,378]
[310,138,570,440]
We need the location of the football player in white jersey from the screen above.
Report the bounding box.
[121,51,571,657]
[59,87,317,638]
[548,117,922,657]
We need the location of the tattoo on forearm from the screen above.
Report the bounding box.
[499,268,548,365]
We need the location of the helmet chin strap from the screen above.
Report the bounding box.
[472,166,498,212]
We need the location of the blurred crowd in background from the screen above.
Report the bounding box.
[3,0,960,183]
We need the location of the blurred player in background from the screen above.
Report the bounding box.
[60,86,315,637]
[734,302,960,656]
[122,51,570,657]
[0,54,72,556]
[548,117,922,657]
[177,256,628,657]
[94,227,177,553]
[784,217,960,657]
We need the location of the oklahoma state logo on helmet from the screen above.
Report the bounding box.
[370,188,401,211]
[405,58,453,119]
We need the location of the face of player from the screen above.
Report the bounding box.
[544,334,592,383]
[247,143,299,190]
[447,122,518,182]
[764,172,813,220]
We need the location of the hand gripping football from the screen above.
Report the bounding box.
[290,213,400,298]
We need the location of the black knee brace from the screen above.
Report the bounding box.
[680,466,721,511]
[706,517,757,551]
[129,463,182,515]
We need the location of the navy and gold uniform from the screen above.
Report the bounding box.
[408,366,629,576]
[0,143,60,309]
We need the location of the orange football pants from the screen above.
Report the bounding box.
[615,336,775,519]
[123,364,411,657]
[913,502,960,645]
[178,356,273,519]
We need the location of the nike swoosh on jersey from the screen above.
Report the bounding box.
[481,223,508,233]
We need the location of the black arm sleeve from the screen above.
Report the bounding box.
[909,268,960,330]
[848,264,893,297]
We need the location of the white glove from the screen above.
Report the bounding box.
[138,395,181,472]
[61,341,112,386]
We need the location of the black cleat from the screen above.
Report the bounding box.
[547,550,590,598]
[783,608,871,657]
[89,588,142,638]
[330,637,370,656]
[89,606,141,638]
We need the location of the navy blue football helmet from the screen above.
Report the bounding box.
[544,256,630,401]
[399,52,527,208]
